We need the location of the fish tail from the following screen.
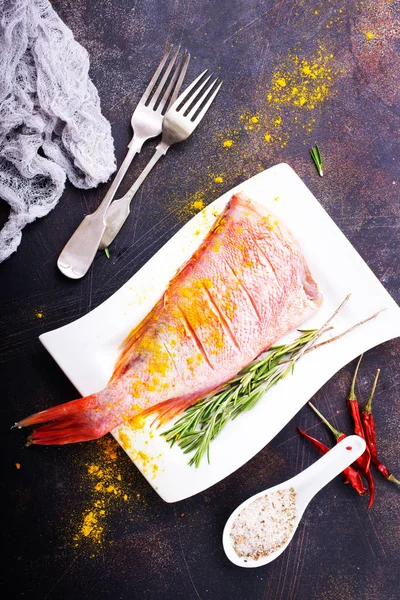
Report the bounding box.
[16,394,105,445]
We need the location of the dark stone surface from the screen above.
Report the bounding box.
[1,1,399,599]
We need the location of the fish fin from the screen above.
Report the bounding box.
[298,256,323,305]
[142,393,202,426]
[17,394,105,445]
[142,386,224,427]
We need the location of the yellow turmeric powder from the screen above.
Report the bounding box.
[116,429,162,479]
[163,43,339,232]
[222,45,338,150]
[192,199,205,211]
[73,437,130,550]
[267,47,335,110]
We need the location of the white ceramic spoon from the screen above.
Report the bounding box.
[223,435,366,568]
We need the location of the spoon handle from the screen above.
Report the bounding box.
[299,435,366,501]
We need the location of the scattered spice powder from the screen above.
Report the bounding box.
[165,42,339,231]
[261,46,336,146]
[215,44,338,153]
[73,437,130,549]
[230,488,297,561]
[185,190,207,215]
[192,199,205,211]
[175,179,224,223]
[350,0,399,105]
[80,502,105,542]
[116,429,163,479]
[15,462,21,469]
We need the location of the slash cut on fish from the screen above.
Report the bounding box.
[17,193,322,444]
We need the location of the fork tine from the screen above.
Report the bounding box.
[167,50,191,108]
[157,50,190,114]
[139,44,174,105]
[184,76,216,118]
[148,45,181,108]
[170,70,208,112]
[192,80,222,125]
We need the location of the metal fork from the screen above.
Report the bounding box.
[98,71,222,250]
[57,45,190,280]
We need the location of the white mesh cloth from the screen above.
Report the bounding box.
[0,0,116,262]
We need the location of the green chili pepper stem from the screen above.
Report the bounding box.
[388,474,400,485]
[349,354,363,401]
[364,368,380,414]
[308,402,342,440]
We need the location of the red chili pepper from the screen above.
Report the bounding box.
[344,465,368,497]
[346,357,375,507]
[361,369,400,486]
[297,427,368,496]
[347,355,371,473]
[297,427,329,454]
[308,402,374,506]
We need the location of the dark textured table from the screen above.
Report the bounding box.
[2,1,399,599]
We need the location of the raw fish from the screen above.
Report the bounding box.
[18,193,322,444]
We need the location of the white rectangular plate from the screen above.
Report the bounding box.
[40,163,400,502]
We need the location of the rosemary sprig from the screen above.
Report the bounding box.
[161,296,382,468]
[162,328,321,467]
[310,143,323,176]
[104,247,110,259]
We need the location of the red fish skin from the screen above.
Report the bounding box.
[18,193,322,444]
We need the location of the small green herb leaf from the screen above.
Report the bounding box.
[310,143,323,176]
[104,248,110,259]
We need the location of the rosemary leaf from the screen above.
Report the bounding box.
[310,143,323,176]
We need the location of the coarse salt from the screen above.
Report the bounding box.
[230,487,297,561]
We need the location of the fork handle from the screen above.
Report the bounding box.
[57,212,109,279]
[123,140,169,203]
[57,137,142,279]
[99,140,170,249]
[104,137,143,204]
